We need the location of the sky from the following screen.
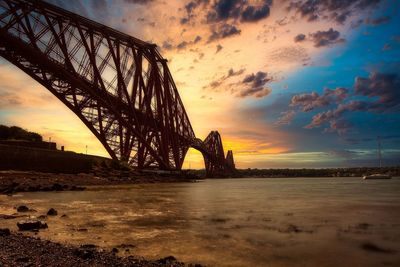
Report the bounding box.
[1,0,400,169]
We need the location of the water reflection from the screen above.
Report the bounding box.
[1,178,400,266]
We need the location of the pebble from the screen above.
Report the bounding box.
[17,205,30,212]
[47,208,58,216]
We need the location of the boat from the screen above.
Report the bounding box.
[363,174,391,180]
[362,136,391,180]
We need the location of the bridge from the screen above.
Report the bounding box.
[0,0,236,176]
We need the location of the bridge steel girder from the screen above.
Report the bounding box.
[226,150,235,171]
[199,131,236,177]
[0,0,236,175]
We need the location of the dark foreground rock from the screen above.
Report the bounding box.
[0,228,10,236]
[47,208,58,216]
[16,205,30,212]
[17,220,48,231]
[0,232,202,267]
[0,214,19,219]
[361,242,397,254]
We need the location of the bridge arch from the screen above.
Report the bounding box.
[190,131,236,176]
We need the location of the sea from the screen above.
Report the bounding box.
[1,177,400,266]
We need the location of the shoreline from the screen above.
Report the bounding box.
[0,230,199,266]
[0,170,207,266]
[0,170,200,195]
[2,169,399,195]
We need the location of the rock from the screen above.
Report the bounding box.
[70,185,85,191]
[87,221,106,228]
[1,182,19,194]
[361,242,396,254]
[0,214,18,220]
[74,248,94,260]
[0,228,11,236]
[117,244,136,249]
[17,205,30,212]
[47,208,58,216]
[157,256,177,264]
[112,247,119,253]
[356,223,371,230]
[80,244,97,249]
[210,218,229,223]
[16,256,30,263]
[17,220,48,231]
[2,188,15,194]
[287,224,301,233]
[61,214,68,218]
[51,183,63,191]
[279,224,303,233]
[37,215,47,220]
[28,186,39,192]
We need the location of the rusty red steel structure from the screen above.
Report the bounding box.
[0,0,236,176]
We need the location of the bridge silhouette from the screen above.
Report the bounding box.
[0,0,235,176]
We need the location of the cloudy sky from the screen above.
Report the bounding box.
[1,0,400,168]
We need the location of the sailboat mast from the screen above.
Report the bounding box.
[377,136,382,168]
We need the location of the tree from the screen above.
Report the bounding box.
[0,125,43,141]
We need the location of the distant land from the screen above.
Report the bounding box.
[1,125,399,178]
[188,167,400,178]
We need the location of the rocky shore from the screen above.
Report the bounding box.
[0,230,200,266]
[0,182,204,267]
[0,168,200,194]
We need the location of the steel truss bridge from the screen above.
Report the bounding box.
[0,0,235,176]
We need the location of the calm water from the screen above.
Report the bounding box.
[1,177,400,266]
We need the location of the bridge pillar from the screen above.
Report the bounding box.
[201,131,236,177]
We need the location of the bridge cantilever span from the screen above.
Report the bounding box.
[0,0,236,176]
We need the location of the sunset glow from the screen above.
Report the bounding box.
[1,0,399,168]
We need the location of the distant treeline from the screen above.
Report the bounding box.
[189,166,400,178]
[0,125,42,142]
[235,167,400,177]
